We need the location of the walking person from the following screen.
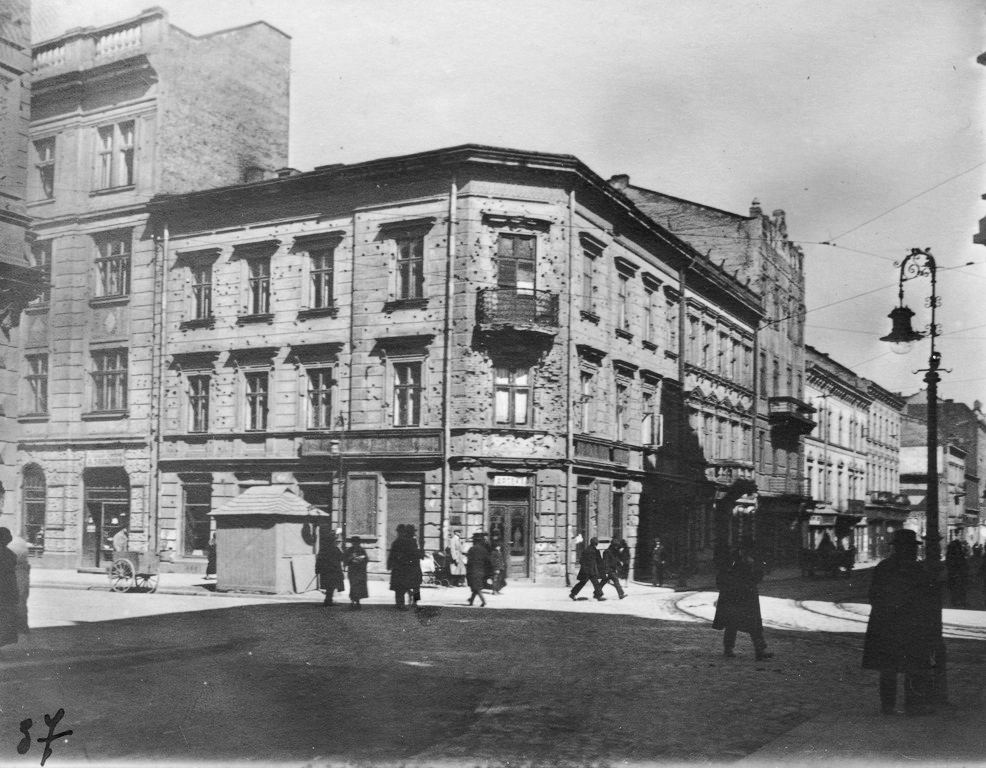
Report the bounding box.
[466,533,491,607]
[617,538,631,589]
[600,540,626,599]
[0,528,19,650]
[387,525,424,610]
[344,536,369,610]
[316,531,345,606]
[448,529,466,587]
[490,539,506,595]
[569,537,605,601]
[712,539,772,660]
[945,538,968,607]
[651,538,666,587]
[862,528,940,715]
[204,532,217,580]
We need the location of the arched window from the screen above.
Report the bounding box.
[22,465,46,549]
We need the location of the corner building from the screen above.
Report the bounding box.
[15,9,289,568]
[151,145,763,582]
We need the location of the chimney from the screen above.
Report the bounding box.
[608,174,630,191]
[275,167,301,178]
[750,199,762,217]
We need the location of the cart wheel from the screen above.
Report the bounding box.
[109,558,135,592]
[134,573,159,593]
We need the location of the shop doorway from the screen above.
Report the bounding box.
[386,476,423,547]
[489,487,530,578]
[83,468,130,567]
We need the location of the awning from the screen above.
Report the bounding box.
[210,486,331,518]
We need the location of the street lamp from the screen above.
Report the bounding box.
[879,246,947,706]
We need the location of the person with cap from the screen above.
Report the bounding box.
[466,532,492,606]
[387,524,424,610]
[315,530,345,607]
[0,528,19,649]
[344,536,369,610]
[600,540,627,599]
[712,538,772,660]
[862,528,940,715]
[569,537,605,601]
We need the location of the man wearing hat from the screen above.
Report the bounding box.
[862,528,940,715]
[712,538,772,660]
[569,537,605,601]
[466,532,492,607]
[315,531,345,606]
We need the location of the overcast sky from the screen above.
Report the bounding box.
[36,0,986,410]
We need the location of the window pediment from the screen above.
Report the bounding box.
[231,239,280,259]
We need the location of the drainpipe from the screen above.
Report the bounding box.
[442,178,456,552]
[150,219,169,562]
[564,188,576,587]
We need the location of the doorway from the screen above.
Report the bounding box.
[83,468,130,567]
[489,487,530,578]
[386,476,423,548]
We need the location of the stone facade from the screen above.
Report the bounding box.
[11,8,289,569]
[149,146,760,583]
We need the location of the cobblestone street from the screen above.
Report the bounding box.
[0,569,983,766]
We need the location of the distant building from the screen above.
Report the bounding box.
[862,381,908,560]
[14,8,289,568]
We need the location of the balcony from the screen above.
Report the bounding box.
[476,287,559,337]
[767,396,816,436]
[761,475,811,498]
[705,459,756,487]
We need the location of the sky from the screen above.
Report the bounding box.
[35,0,986,409]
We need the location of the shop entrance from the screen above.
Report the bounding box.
[489,487,530,578]
[83,468,130,568]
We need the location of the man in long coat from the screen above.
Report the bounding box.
[0,528,19,649]
[448,529,465,586]
[569,537,605,601]
[466,533,492,607]
[713,539,772,660]
[315,531,345,606]
[600,540,626,599]
[344,536,369,609]
[862,528,940,715]
[387,525,423,610]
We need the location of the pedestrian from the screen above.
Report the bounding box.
[466,533,491,607]
[600,540,626,599]
[569,536,605,601]
[712,539,772,660]
[387,524,424,610]
[617,538,631,588]
[0,528,19,649]
[862,528,940,715]
[205,532,217,580]
[945,538,968,607]
[651,538,666,587]
[315,531,345,607]
[344,536,369,610]
[449,528,465,587]
[111,527,129,552]
[490,539,506,595]
[8,533,30,633]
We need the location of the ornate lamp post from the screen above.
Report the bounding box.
[879,246,947,705]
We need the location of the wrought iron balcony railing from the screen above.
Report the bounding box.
[476,287,559,332]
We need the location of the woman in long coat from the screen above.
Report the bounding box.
[344,536,369,609]
[0,528,20,648]
[315,532,345,607]
[712,540,771,660]
[387,525,423,609]
[466,533,492,607]
[862,528,940,714]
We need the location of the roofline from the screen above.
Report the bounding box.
[150,143,764,321]
[624,182,752,221]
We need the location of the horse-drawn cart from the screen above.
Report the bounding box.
[107,551,160,593]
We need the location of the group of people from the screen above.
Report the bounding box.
[0,527,30,652]
[568,537,630,601]
[944,537,986,608]
[314,531,370,609]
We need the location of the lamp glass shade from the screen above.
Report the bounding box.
[880,305,923,353]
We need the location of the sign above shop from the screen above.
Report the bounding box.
[493,475,530,487]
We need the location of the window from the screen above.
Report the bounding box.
[395,236,424,299]
[182,478,212,557]
[582,250,595,313]
[24,354,48,415]
[666,301,679,350]
[22,466,46,549]
[307,367,334,429]
[772,359,780,397]
[643,290,655,344]
[91,349,128,412]
[96,120,135,189]
[34,138,55,199]
[187,374,210,433]
[617,274,630,332]
[95,234,131,298]
[191,263,212,320]
[612,489,624,542]
[616,382,628,441]
[29,241,52,305]
[310,247,335,309]
[642,390,663,446]
[578,370,594,433]
[247,258,270,315]
[244,371,269,431]
[702,324,714,369]
[494,367,531,427]
[759,352,768,396]
[496,233,535,293]
[393,361,422,427]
